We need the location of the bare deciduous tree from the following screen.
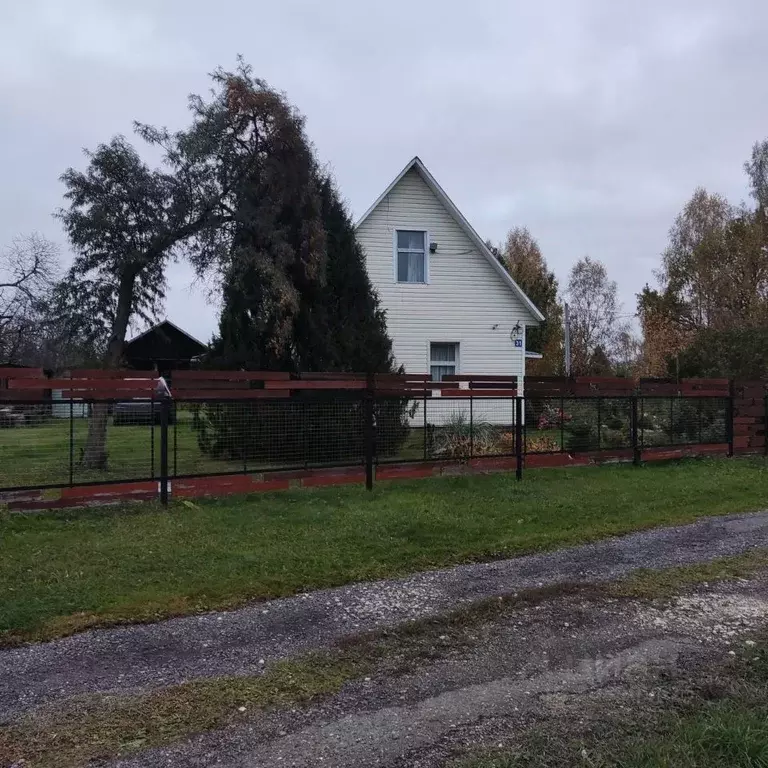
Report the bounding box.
[0,234,58,365]
[566,256,627,375]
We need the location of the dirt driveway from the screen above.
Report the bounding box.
[3,511,768,767]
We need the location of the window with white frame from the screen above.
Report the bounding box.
[396,230,427,283]
[430,342,459,381]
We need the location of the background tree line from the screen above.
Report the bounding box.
[639,141,768,378]
[490,230,635,376]
[491,139,768,380]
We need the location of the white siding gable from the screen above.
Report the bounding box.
[357,164,537,393]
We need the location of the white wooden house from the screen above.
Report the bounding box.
[355,157,544,400]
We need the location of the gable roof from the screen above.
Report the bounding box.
[125,320,208,361]
[355,156,545,323]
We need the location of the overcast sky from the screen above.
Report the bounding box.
[2,0,767,342]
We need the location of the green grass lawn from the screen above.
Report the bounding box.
[3,456,768,645]
[0,412,244,488]
[0,416,433,488]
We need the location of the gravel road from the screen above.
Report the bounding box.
[2,509,768,721]
[111,576,768,767]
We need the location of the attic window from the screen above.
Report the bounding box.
[395,230,427,283]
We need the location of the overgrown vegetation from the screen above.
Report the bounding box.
[428,412,512,459]
[3,457,768,645]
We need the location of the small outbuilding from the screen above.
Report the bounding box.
[123,320,208,377]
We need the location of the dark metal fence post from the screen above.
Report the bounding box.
[597,397,602,451]
[469,390,474,459]
[698,398,703,445]
[560,392,565,452]
[630,395,640,466]
[150,398,155,480]
[670,396,675,446]
[764,393,768,457]
[159,395,170,506]
[726,379,735,458]
[244,400,250,475]
[173,401,178,477]
[302,397,309,471]
[69,398,74,487]
[423,387,428,460]
[515,396,523,481]
[364,374,374,491]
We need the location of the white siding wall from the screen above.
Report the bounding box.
[357,168,529,395]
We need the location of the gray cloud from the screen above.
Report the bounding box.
[2,0,767,342]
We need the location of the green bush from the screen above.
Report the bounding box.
[604,413,626,431]
[193,395,411,467]
[565,420,596,452]
[601,426,630,449]
[638,413,656,431]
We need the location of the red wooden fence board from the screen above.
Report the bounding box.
[433,389,518,398]
[176,389,290,400]
[172,370,291,381]
[263,380,367,390]
[375,389,440,398]
[66,370,150,379]
[172,380,255,390]
[0,367,44,379]
[60,391,156,400]
[0,389,47,400]
[443,375,517,382]
[574,376,634,386]
[10,379,157,391]
[299,372,366,380]
[681,383,729,395]
[681,378,730,388]
[374,373,430,382]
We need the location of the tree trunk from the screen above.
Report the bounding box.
[80,272,136,470]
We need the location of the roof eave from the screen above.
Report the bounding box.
[126,319,208,351]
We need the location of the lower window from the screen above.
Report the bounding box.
[430,342,459,381]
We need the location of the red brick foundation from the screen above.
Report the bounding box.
[0,443,742,513]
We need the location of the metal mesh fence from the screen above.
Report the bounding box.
[0,392,737,492]
[374,396,519,463]
[0,399,160,490]
[525,397,633,454]
[373,396,423,463]
[175,395,368,477]
[639,397,728,448]
[71,401,158,485]
[0,402,69,489]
